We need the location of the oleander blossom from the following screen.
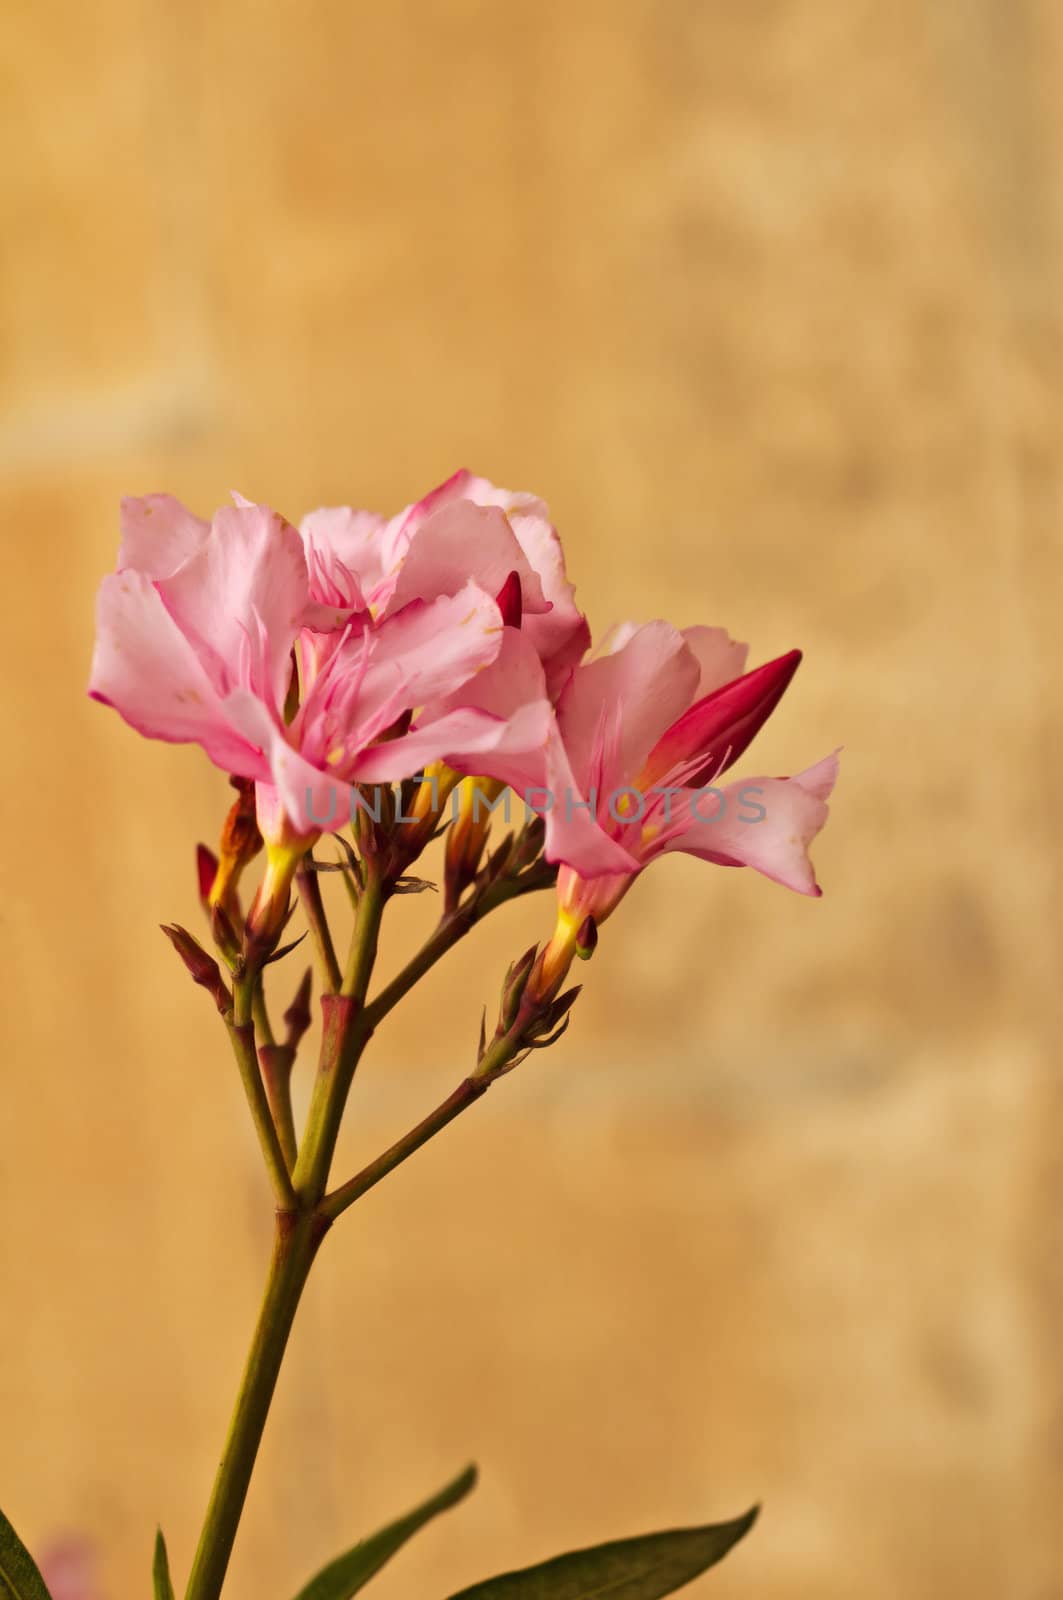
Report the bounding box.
[87,474,836,965]
[426,618,839,994]
[87,484,571,847]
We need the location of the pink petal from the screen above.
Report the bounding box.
[356,581,506,727]
[557,620,700,796]
[295,583,505,776]
[385,501,549,618]
[118,493,209,578]
[351,700,552,785]
[262,734,358,836]
[680,625,749,696]
[88,571,267,778]
[391,467,477,535]
[663,752,839,896]
[488,492,590,688]
[541,721,643,876]
[156,503,311,712]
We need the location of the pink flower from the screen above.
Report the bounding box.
[88,494,548,848]
[426,618,837,991]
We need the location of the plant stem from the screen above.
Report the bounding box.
[227,983,297,1211]
[258,1045,298,1171]
[292,866,385,1205]
[362,869,547,1031]
[183,1209,327,1600]
[185,852,549,1594]
[321,1076,488,1220]
[296,859,342,993]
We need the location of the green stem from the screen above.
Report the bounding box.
[227,983,296,1211]
[258,1045,298,1171]
[362,868,548,1031]
[292,867,385,1205]
[296,859,342,994]
[183,1210,327,1600]
[321,1076,488,1221]
[184,854,549,1595]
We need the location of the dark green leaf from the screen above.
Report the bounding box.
[0,1504,53,1600]
[292,1463,477,1600]
[444,1506,758,1600]
[152,1529,175,1600]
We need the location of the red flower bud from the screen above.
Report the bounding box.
[494,569,523,630]
[161,924,231,1015]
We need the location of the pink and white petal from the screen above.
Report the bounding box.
[792,749,841,800]
[392,467,477,536]
[348,582,506,741]
[503,501,589,673]
[156,503,310,711]
[385,501,549,617]
[664,759,838,896]
[541,721,643,877]
[428,626,548,721]
[88,572,266,778]
[264,733,358,836]
[680,625,749,696]
[351,700,552,785]
[557,620,700,795]
[117,494,209,578]
[592,620,642,658]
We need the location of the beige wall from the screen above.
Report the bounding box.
[2,3,1061,1596]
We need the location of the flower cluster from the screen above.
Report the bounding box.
[90,470,837,995]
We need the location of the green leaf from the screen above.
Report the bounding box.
[152,1529,176,1600]
[0,1504,53,1600]
[444,1505,759,1600]
[291,1463,478,1600]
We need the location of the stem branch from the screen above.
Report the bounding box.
[228,982,296,1211]
[321,1077,488,1221]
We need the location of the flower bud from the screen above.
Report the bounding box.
[500,943,537,1032]
[494,569,523,630]
[574,915,598,961]
[246,840,303,959]
[161,924,232,1015]
[197,844,219,906]
[445,776,506,909]
[209,777,264,921]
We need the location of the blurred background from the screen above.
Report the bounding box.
[2,2,1061,1596]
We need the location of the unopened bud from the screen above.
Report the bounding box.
[161,924,231,1015]
[210,900,241,964]
[500,943,537,1031]
[574,915,598,961]
[495,569,523,630]
[445,777,504,908]
[210,777,264,921]
[246,833,312,964]
[197,844,218,906]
